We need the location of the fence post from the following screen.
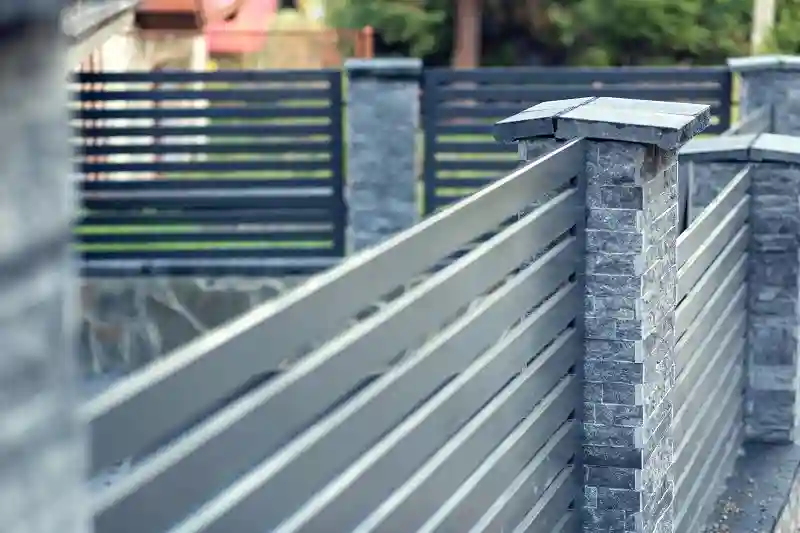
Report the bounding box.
[0,12,87,533]
[495,97,710,533]
[344,58,421,252]
[728,55,800,135]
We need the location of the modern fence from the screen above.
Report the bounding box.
[672,165,749,531]
[421,66,733,213]
[85,140,586,533]
[73,69,345,276]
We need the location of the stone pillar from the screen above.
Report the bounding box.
[729,55,800,135]
[344,58,421,252]
[676,132,800,443]
[495,97,711,533]
[0,12,87,533]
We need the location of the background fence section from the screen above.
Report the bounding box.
[84,140,585,533]
[73,69,345,276]
[672,164,750,531]
[422,66,732,214]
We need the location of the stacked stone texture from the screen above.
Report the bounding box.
[582,142,678,533]
[747,161,800,442]
[494,97,709,533]
[730,56,800,136]
[685,161,747,222]
[344,58,421,252]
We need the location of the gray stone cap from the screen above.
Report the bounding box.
[728,54,800,72]
[345,57,423,81]
[62,0,138,40]
[703,443,800,532]
[680,133,800,164]
[493,96,711,150]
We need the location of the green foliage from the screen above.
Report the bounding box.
[327,0,447,56]
[761,0,800,54]
[545,0,752,65]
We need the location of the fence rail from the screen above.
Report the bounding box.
[422,66,732,214]
[83,139,585,533]
[73,69,345,276]
[673,164,750,532]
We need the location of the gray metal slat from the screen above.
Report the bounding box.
[509,466,577,533]
[83,138,586,476]
[675,393,744,531]
[164,254,579,533]
[552,511,579,533]
[353,353,579,532]
[417,404,577,533]
[677,196,749,301]
[672,307,745,414]
[468,446,576,532]
[675,257,746,374]
[268,289,581,533]
[673,318,746,446]
[93,219,579,533]
[675,225,748,339]
[674,336,745,496]
[679,417,744,532]
[677,164,750,268]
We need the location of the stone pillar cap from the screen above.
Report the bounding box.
[728,55,800,72]
[493,97,710,150]
[344,58,423,80]
[680,132,800,164]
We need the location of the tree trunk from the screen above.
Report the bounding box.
[452,0,482,68]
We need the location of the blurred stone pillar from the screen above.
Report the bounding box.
[344,58,421,252]
[729,55,800,135]
[0,9,87,533]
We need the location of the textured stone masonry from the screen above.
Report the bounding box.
[344,58,421,252]
[496,97,710,533]
[679,132,800,443]
[729,55,800,136]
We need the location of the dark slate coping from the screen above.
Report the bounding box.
[493,97,711,150]
[679,132,800,164]
[344,58,423,81]
[702,442,800,532]
[728,55,800,73]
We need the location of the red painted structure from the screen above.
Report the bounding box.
[204,0,277,54]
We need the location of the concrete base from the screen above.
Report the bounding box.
[702,443,800,532]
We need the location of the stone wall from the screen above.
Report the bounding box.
[79,276,306,393]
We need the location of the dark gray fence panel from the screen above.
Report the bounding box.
[422,66,732,214]
[673,165,750,532]
[83,139,586,533]
[73,69,346,276]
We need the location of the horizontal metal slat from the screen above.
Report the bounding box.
[417,413,577,533]
[476,465,576,533]
[274,326,579,533]
[675,258,746,375]
[673,324,745,447]
[435,86,725,103]
[677,196,748,302]
[80,257,340,278]
[424,66,730,86]
[82,188,334,211]
[76,106,332,121]
[83,139,585,477]
[80,178,330,192]
[96,231,579,533]
[79,208,334,226]
[77,140,332,156]
[81,159,332,174]
[81,246,336,261]
[75,88,332,102]
[674,338,744,496]
[678,165,751,269]
[77,229,333,245]
[434,141,515,154]
[80,123,332,138]
[673,304,745,414]
[76,69,339,84]
[675,226,748,339]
